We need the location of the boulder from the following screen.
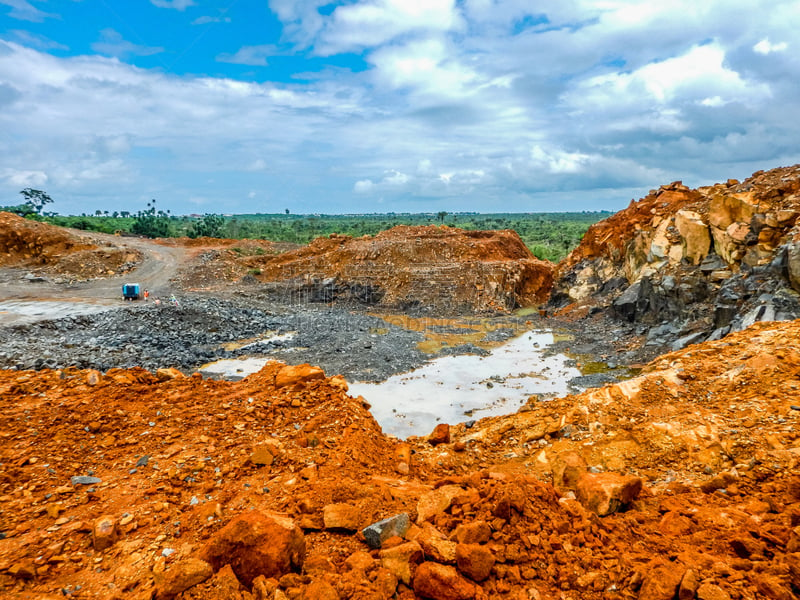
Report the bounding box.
[455,543,494,582]
[413,562,477,600]
[154,558,213,599]
[362,513,410,549]
[323,503,362,531]
[274,364,325,388]
[574,472,642,516]
[92,515,118,551]
[674,210,711,265]
[428,423,451,446]
[416,485,464,524]
[379,541,423,585]
[638,562,684,600]
[200,511,305,587]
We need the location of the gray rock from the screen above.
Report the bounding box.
[71,476,102,486]
[362,513,410,549]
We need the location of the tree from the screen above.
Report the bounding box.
[19,188,53,214]
[285,209,290,215]
[187,214,225,239]
[437,211,448,222]
[131,199,171,238]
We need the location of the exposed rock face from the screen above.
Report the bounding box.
[250,225,554,312]
[553,166,800,349]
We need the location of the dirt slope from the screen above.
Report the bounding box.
[248,225,554,313]
[0,212,140,281]
[1,321,798,600]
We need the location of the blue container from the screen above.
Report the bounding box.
[122,283,141,300]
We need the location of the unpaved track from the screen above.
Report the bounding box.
[0,233,188,324]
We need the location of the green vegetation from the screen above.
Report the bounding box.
[0,188,54,217]
[3,189,611,262]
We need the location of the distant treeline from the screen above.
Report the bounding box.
[39,211,612,262]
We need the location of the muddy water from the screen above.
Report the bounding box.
[0,299,118,326]
[348,331,580,439]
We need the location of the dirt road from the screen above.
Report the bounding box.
[0,232,187,325]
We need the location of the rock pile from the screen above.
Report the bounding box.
[1,320,798,599]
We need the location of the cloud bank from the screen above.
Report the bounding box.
[0,0,799,215]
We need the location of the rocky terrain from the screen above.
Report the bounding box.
[552,165,800,353]
[0,321,798,600]
[2,165,800,600]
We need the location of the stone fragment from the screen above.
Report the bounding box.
[416,485,464,524]
[428,423,450,446]
[156,368,185,381]
[415,524,457,564]
[697,583,731,600]
[379,541,422,585]
[551,451,588,492]
[92,515,118,551]
[454,521,492,545]
[674,210,711,265]
[154,558,213,599]
[638,562,684,600]
[200,510,305,587]
[71,475,101,486]
[344,551,374,572]
[455,543,494,582]
[362,513,410,549]
[8,560,36,580]
[274,364,325,388]
[574,472,642,516]
[323,503,361,531]
[249,445,275,467]
[413,562,476,600]
[678,569,700,600]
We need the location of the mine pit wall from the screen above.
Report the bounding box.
[552,166,800,348]
[252,226,555,314]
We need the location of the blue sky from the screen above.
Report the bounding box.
[1,1,799,216]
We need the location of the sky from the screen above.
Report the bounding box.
[0,1,799,216]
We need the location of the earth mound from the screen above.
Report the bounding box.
[552,165,800,350]
[0,212,140,281]
[247,225,554,313]
[1,321,798,599]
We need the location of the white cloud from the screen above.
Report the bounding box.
[319,0,464,54]
[2,168,47,187]
[91,29,164,58]
[0,0,56,22]
[192,15,232,25]
[150,0,195,10]
[217,45,275,66]
[8,30,68,50]
[3,0,800,214]
[354,179,375,193]
[753,39,788,55]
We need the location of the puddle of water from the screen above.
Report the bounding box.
[0,299,117,326]
[198,357,278,380]
[348,330,580,439]
[221,332,295,351]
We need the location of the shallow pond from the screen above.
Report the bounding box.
[348,330,580,438]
